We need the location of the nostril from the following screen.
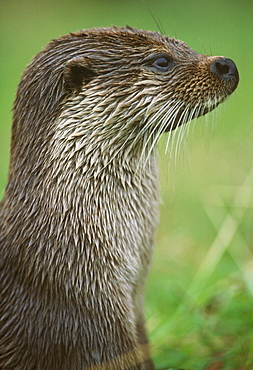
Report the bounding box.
[211,57,239,79]
[215,61,230,75]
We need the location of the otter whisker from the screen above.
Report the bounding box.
[165,101,188,160]
[174,109,190,163]
[140,99,186,167]
[172,107,190,164]
[132,99,175,166]
[162,101,186,160]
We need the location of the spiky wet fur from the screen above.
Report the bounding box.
[0,27,238,369]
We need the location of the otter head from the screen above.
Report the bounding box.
[10,27,239,180]
[61,27,239,134]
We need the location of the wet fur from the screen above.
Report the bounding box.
[0,27,238,369]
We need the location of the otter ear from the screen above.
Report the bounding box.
[64,57,95,92]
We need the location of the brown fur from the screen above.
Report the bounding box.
[0,27,238,369]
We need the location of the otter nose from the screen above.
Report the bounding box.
[210,57,239,82]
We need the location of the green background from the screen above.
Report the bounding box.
[1,0,253,368]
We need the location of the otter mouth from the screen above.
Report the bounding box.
[164,96,226,132]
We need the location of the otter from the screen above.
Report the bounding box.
[0,27,239,369]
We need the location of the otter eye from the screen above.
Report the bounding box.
[154,57,169,68]
[151,55,172,72]
[144,53,173,72]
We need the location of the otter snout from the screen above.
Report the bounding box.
[210,57,239,90]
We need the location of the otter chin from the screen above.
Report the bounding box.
[0,27,239,369]
[164,94,230,132]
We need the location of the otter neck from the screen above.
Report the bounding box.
[2,111,160,296]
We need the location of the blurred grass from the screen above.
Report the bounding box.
[1,0,253,368]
